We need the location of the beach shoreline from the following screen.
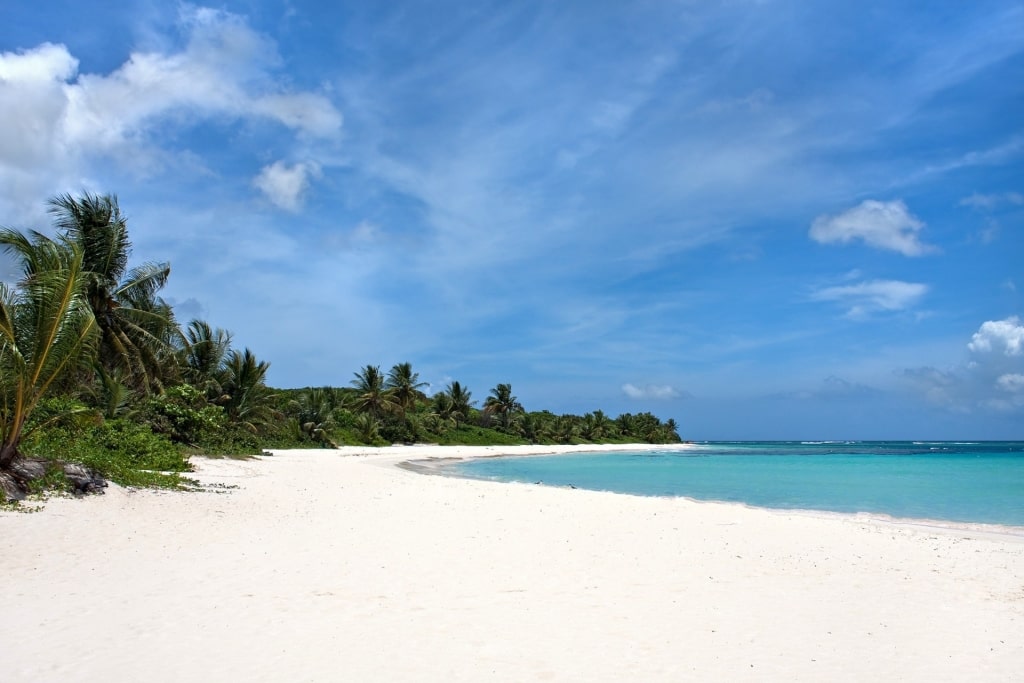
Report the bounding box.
[3,444,1023,681]
[387,443,1024,541]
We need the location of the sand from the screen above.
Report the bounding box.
[2,444,1023,681]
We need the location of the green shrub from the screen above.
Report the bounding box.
[23,419,192,490]
[141,384,226,444]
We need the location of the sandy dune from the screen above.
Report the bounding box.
[3,445,1023,681]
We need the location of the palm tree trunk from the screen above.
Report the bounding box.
[0,439,29,501]
[0,431,22,469]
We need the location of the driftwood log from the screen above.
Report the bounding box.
[0,458,107,502]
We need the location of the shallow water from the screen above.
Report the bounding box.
[448,441,1024,526]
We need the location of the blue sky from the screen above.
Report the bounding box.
[1,1,1022,439]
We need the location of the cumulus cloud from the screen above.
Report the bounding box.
[253,160,322,211]
[967,316,1024,356]
[622,383,681,400]
[902,317,1024,413]
[0,7,341,220]
[809,200,936,256]
[810,279,928,318]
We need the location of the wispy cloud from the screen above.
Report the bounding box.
[809,200,936,256]
[622,383,682,400]
[810,279,928,318]
[959,192,1024,210]
[1,0,1021,436]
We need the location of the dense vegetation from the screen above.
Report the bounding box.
[0,192,680,502]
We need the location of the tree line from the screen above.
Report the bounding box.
[0,192,680,500]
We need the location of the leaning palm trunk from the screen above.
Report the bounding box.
[0,230,99,499]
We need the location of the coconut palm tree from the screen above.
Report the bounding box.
[431,391,456,421]
[48,192,177,393]
[219,348,274,431]
[445,380,474,427]
[517,412,549,443]
[294,387,339,446]
[351,365,392,417]
[580,412,603,441]
[354,412,381,443]
[484,382,523,432]
[428,392,459,434]
[663,418,681,442]
[0,229,97,497]
[385,362,427,417]
[552,415,579,444]
[182,319,233,397]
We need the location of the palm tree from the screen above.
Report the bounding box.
[518,412,550,443]
[48,192,177,393]
[91,364,133,420]
[593,409,617,439]
[431,391,456,421]
[183,319,233,397]
[220,348,274,431]
[429,392,458,434]
[552,415,579,444]
[445,380,474,427]
[351,365,392,417]
[354,413,381,443]
[0,229,97,498]
[484,382,523,432]
[580,412,602,441]
[385,362,427,417]
[293,387,339,447]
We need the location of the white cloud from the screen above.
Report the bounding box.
[809,200,935,256]
[0,42,77,83]
[622,383,681,400]
[959,191,1024,210]
[967,316,1024,356]
[902,317,1024,413]
[0,8,341,221]
[997,373,1024,393]
[810,279,928,318]
[253,160,322,211]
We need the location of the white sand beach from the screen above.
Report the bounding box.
[3,445,1023,681]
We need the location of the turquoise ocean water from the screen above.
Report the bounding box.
[448,441,1024,527]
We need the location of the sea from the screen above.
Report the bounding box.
[447,441,1024,527]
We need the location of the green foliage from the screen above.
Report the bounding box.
[26,461,71,495]
[289,387,341,447]
[0,230,98,467]
[351,365,393,417]
[24,395,99,433]
[48,192,178,394]
[434,425,526,446]
[384,362,427,416]
[142,383,225,444]
[354,413,384,445]
[23,418,191,489]
[484,383,524,433]
[1,186,685,484]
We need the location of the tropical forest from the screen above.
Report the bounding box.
[0,193,680,502]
